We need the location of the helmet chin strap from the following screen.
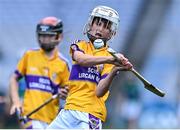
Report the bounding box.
[87,32,108,45]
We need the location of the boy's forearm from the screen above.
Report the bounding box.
[74,51,114,66]
[96,68,117,97]
[9,75,20,104]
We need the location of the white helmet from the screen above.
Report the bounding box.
[84,5,120,37]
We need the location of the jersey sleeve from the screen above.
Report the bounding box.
[58,53,71,87]
[60,61,71,87]
[14,51,29,80]
[69,40,85,60]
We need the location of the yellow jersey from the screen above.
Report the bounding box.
[65,40,113,122]
[15,48,70,124]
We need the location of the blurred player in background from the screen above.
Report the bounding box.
[9,16,70,129]
[47,6,132,129]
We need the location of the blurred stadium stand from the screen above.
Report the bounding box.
[0,0,179,129]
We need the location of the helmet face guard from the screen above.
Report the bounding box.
[84,6,120,42]
[36,17,63,52]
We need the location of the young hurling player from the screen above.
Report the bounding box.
[47,6,132,129]
[9,17,70,129]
